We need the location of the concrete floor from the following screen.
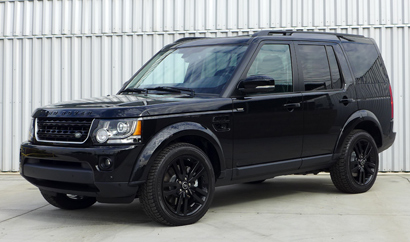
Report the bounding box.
[1,173,410,242]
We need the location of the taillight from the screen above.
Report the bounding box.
[389,84,394,119]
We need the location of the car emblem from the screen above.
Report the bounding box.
[74,132,82,138]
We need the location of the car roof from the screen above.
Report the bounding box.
[172,30,367,48]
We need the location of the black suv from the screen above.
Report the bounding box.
[20,30,395,225]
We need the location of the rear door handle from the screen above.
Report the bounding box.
[283,103,301,108]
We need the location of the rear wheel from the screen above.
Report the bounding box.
[330,130,379,193]
[139,143,215,226]
[41,191,96,210]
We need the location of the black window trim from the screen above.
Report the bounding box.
[235,40,299,96]
[295,42,346,93]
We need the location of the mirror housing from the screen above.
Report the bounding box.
[238,75,276,94]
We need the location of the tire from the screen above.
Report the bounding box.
[330,130,379,193]
[139,142,215,226]
[41,191,96,210]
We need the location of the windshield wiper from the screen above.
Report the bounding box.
[119,86,195,97]
[118,87,147,94]
[147,86,195,97]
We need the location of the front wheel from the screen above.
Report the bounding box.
[41,191,96,210]
[330,130,379,193]
[139,143,215,226]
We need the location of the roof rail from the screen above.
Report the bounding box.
[174,37,207,43]
[252,30,364,38]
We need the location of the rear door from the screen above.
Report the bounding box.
[295,42,357,163]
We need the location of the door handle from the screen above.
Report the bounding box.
[339,97,355,105]
[283,103,301,108]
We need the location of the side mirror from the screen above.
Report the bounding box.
[238,75,276,94]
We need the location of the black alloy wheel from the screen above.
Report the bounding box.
[139,142,215,226]
[349,138,377,185]
[330,130,379,193]
[162,155,211,216]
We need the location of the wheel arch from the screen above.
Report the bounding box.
[334,110,383,156]
[129,122,225,183]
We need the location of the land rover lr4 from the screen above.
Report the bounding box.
[20,31,396,225]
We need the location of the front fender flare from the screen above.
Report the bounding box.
[129,122,225,184]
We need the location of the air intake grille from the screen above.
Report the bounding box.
[36,118,94,143]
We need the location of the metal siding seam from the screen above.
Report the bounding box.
[0,3,4,36]
[3,39,12,171]
[102,0,111,34]
[82,0,91,34]
[102,35,112,95]
[185,0,194,31]
[91,35,101,97]
[72,0,80,34]
[405,26,410,171]
[40,37,48,106]
[143,0,152,32]
[22,38,32,154]
[205,0,214,30]
[12,38,21,171]
[0,39,3,171]
[61,0,70,35]
[216,0,225,30]
[13,0,22,36]
[112,0,120,33]
[195,0,205,30]
[122,34,131,86]
[392,26,402,171]
[259,0,269,28]
[71,36,80,100]
[112,35,121,92]
[391,0,399,25]
[4,1,13,36]
[237,0,246,29]
[82,36,91,98]
[227,0,236,29]
[92,0,101,34]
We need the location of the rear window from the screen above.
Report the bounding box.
[342,40,389,83]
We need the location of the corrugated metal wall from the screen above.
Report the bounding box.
[0,0,409,172]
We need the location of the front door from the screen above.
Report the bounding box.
[232,42,303,167]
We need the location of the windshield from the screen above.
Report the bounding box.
[124,45,248,95]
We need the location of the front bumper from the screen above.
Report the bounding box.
[20,142,144,203]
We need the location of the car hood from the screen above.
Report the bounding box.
[32,94,232,119]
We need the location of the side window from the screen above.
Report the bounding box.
[298,45,331,91]
[342,41,388,83]
[246,44,293,93]
[298,45,343,91]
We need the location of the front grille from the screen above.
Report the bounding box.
[36,118,94,143]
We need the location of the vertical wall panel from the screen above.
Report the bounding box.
[0,0,409,171]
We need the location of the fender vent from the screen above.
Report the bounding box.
[212,115,231,132]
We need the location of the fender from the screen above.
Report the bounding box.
[333,109,382,158]
[129,122,225,184]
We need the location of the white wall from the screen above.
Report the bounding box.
[1,0,409,171]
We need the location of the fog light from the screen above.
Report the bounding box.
[99,157,113,170]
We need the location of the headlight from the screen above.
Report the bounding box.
[28,118,35,142]
[93,119,142,144]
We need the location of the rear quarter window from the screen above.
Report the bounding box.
[342,40,389,83]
